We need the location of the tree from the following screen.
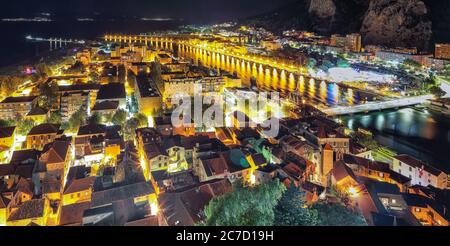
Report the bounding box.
[351,131,379,150]
[274,184,320,226]
[312,202,367,226]
[102,113,114,124]
[337,58,350,68]
[35,63,53,79]
[46,111,62,124]
[125,118,139,140]
[134,113,148,127]
[0,75,25,97]
[112,109,127,126]
[17,118,35,136]
[87,112,102,125]
[306,58,317,70]
[203,179,286,226]
[68,109,86,132]
[320,60,334,72]
[127,95,139,114]
[429,86,446,98]
[402,59,422,70]
[0,119,15,128]
[39,82,59,109]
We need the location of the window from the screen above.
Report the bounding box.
[409,167,412,172]
[415,208,421,212]
[391,199,397,204]
[379,172,384,178]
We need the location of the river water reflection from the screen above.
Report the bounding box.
[341,107,450,172]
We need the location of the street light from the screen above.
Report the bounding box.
[348,186,359,198]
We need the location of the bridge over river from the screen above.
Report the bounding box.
[322,95,433,116]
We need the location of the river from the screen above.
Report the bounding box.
[341,107,450,172]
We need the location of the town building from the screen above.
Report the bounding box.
[62,177,96,206]
[392,154,448,190]
[26,124,63,150]
[25,107,49,124]
[60,92,90,121]
[0,96,38,120]
[158,179,232,226]
[330,34,361,52]
[135,75,162,117]
[58,84,100,112]
[435,43,450,60]
[0,126,16,162]
[74,124,123,163]
[92,101,119,118]
[95,83,126,109]
[163,76,226,102]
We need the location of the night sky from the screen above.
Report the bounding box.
[1,0,297,23]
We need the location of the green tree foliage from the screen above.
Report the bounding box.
[112,109,128,126]
[127,95,139,114]
[274,184,320,226]
[16,118,36,136]
[0,75,26,98]
[68,109,86,132]
[87,112,102,125]
[429,86,446,98]
[102,113,114,124]
[64,61,85,75]
[312,203,367,226]
[46,111,62,124]
[320,60,334,72]
[203,179,286,226]
[402,59,422,70]
[35,63,53,78]
[0,119,15,128]
[306,58,317,70]
[39,82,59,109]
[351,130,379,150]
[134,113,148,127]
[125,117,139,141]
[337,58,350,68]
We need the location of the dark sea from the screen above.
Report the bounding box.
[0,20,184,68]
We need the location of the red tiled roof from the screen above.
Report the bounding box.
[0,126,16,138]
[60,202,92,225]
[394,154,444,176]
[64,177,96,194]
[8,199,45,221]
[27,124,60,136]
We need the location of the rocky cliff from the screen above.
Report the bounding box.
[361,0,432,50]
[245,0,450,51]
